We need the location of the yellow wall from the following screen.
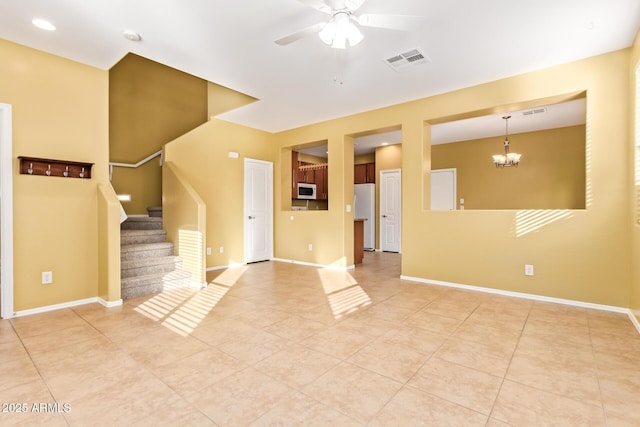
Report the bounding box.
[111,159,162,215]
[375,144,403,249]
[163,162,206,285]
[630,30,640,321]
[164,119,276,268]
[109,53,208,213]
[273,49,632,307]
[207,82,257,118]
[354,153,375,164]
[0,39,110,311]
[431,125,586,210]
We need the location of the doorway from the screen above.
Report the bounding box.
[244,158,273,263]
[0,103,14,318]
[379,169,401,253]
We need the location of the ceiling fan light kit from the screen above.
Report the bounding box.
[318,12,363,49]
[275,0,422,49]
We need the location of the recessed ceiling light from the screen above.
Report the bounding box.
[123,30,142,42]
[32,19,56,31]
[381,142,389,146]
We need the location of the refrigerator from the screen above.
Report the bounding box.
[354,183,376,251]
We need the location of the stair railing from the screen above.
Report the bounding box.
[109,150,163,180]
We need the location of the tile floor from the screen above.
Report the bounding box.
[1,252,639,426]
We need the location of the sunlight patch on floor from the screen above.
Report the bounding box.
[318,268,371,319]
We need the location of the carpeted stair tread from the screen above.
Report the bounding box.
[121,269,191,299]
[121,229,167,245]
[121,242,174,260]
[121,216,163,230]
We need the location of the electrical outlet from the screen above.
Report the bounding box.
[525,264,534,276]
[308,243,313,251]
[42,271,53,284]
[219,246,224,254]
[206,247,211,256]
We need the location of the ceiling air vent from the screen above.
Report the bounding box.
[384,48,430,71]
[522,107,547,116]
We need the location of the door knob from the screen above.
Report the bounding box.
[382,214,387,218]
[248,215,255,220]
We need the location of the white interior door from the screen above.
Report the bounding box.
[244,158,273,263]
[380,169,401,253]
[431,168,457,210]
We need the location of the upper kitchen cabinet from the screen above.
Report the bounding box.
[354,162,375,184]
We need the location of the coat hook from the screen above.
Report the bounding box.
[79,167,85,178]
[27,163,33,174]
[45,164,51,176]
[63,165,69,177]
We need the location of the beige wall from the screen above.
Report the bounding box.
[0,39,110,311]
[273,49,632,308]
[164,119,276,268]
[431,125,586,210]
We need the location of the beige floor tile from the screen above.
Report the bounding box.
[229,307,293,328]
[435,338,512,378]
[0,379,68,427]
[190,367,292,426]
[408,357,503,415]
[300,325,373,359]
[19,323,102,353]
[348,337,429,382]
[335,312,399,338]
[130,398,215,426]
[364,301,418,322]
[263,315,327,341]
[403,310,464,335]
[491,380,606,426]
[505,350,601,405]
[216,329,290,364]
[378,325,448,355]
[451,322,521,353]
[303,362,403,423]
[254,343,341,389]
[369,385,488,426]
[249,391,362,427]
[0,352,42,393]
[151,347,245,397]
[421,298,480,321]
[381,292,433,310]
[10,309,88,338]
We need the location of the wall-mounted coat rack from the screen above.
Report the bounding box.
[18,156,93,179]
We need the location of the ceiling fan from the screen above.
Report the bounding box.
[275,0,423,49]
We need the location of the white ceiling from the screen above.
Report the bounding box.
[1,0,638,134]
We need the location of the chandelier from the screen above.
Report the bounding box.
[492,115,521,168]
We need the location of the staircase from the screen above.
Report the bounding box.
[120,214,191,299]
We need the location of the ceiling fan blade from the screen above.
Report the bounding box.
[297,0,333,14]
[356,14,424,31]
[344,0,367,11]
[274,22,326,46]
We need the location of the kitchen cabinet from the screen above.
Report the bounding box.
[354,162,375,184]
[292,151,299,199]
[354,219,365,264]
[316,167,328,201]
[297,164,315,184]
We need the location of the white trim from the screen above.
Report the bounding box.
[190,281,207,289]
[272,257,355,271]
[98,298,123,308]
[14,297,114,317]
[206,263,246,271]
[630,309,640,335]
[401,275,629,314]
[0,103,14,319]
[109,150,163,168]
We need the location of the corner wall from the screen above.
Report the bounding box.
[0,39,109,311]
[630,30,640,323]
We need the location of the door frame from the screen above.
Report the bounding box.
[1,103,14,319]
[379,168,402,253]
[243,158,273,263]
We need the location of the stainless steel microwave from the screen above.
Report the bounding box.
[297,183,316,200]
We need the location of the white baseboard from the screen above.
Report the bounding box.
[272,258,355,270]
[630,309,640,335]
[400,275,630,314]
[98,298,123,308]
[14,297,118,317]
[206,263,245,272]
